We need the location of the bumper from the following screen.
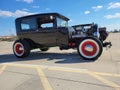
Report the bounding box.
[103,42,112,48]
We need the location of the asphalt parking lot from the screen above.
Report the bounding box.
[0,33,120,90]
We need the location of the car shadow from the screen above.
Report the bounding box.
[0,51,95,64]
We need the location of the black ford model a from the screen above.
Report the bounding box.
[13,13,111,60]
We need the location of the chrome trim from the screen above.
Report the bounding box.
[85,45,93,52]
[93,32,100,38]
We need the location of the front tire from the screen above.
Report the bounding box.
[77,37,103,60]
[13,40,31,58]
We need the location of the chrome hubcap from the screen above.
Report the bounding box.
[85,45,94,52]
[19,47,24,51]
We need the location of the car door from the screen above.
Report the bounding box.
[56,27,69,46]
[19,22,57,46]
[34,27,57,46]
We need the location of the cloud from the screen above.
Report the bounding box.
[22,8,29,11]
[84,11,90,15]
[13,10,35,17]
[104,13,120,19]
[0,10,13,17]
[92,5,103,11]
[16,0,34,4]
[32,6,40,9]
[107,2,120,9]
[0,9,36,18]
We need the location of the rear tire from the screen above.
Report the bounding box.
[77,37,103,60]
[13,40,31,58]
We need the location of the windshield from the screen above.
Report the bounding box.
[57,18,68,27]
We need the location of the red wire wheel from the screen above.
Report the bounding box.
[13,40,30,58]
[14,42,24,56]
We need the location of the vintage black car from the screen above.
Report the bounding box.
[13,13,111,60]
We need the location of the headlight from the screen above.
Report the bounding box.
[93,32,100,38]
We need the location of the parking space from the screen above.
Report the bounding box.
[0,63,120,90]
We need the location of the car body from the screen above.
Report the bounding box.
[13,13,112,60]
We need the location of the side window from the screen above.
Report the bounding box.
[21,18,37,30]
[37,16,54,29]
[41,23,53,28]
[21,23,30,30]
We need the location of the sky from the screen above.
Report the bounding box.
[0,0,120,36]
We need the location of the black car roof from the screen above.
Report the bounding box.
[16,13,69,21]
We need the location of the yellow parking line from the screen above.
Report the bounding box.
[5,63,36,69]
[4,63,120,77]
[93,72,120,77]
[37,67,52,90]
[1,63,120,90]
[88,72,120,90]
[47,66,120,90]
[48,67,88,74]
[2,63,52,90]
[48,67,120,77]
[0,65,7,74]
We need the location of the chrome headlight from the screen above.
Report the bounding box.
[93,32,100,38]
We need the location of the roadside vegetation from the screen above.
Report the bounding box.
[109,29,120,33]
[0,36,17,42]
